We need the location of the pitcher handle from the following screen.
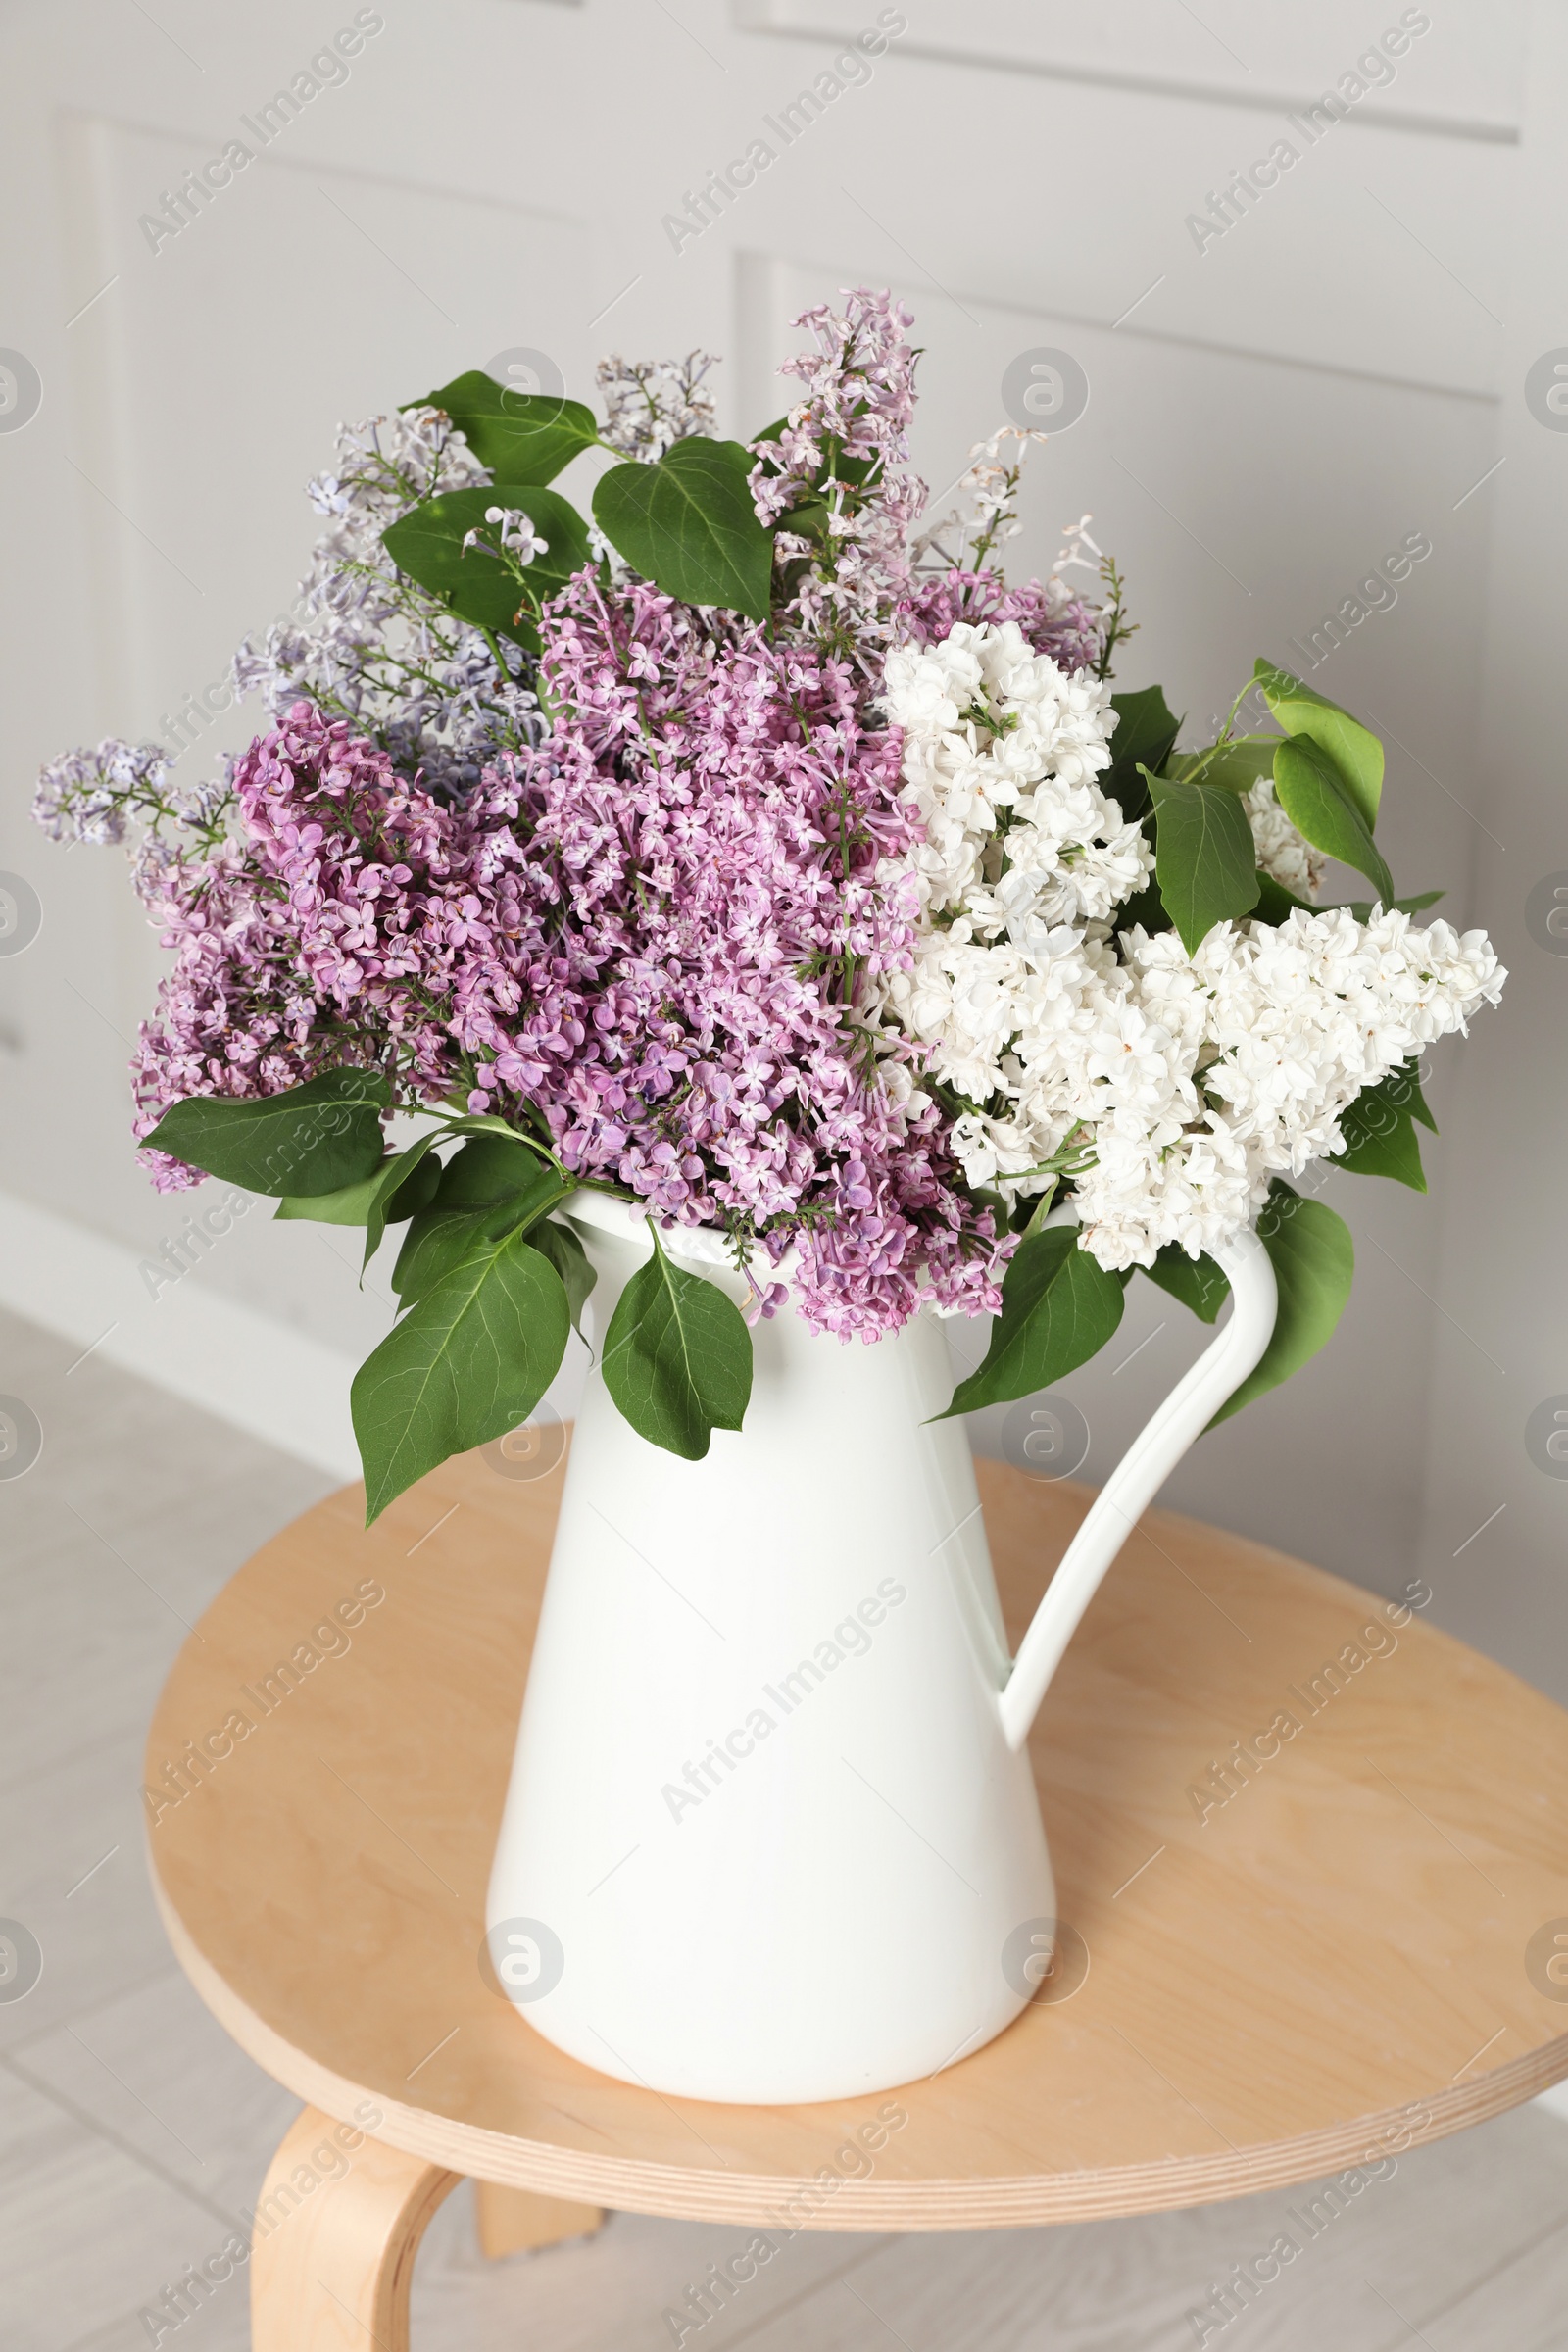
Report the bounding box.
[997,1221,1278,1751]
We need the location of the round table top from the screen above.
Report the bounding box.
[147,1448,1568,2230]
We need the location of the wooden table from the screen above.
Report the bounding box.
[145,1450,1568,2350]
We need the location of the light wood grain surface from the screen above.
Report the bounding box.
[473,2180,603,2258]
[144,1446,1568,2230]
[250,2106,459,2351]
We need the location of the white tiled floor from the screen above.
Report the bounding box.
[2,1303,1563,2352]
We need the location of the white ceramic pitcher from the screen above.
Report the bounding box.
[486,1192,1277,2103]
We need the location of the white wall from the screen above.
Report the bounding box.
[1411,2,1568,1694]
[0,1,1557,1688]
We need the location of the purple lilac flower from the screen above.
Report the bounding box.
[463,570,1004,1335]
[130,708,474,1185]
[74,289,1034,1332]
[127,669,1003,1333]
[902,568,1108,677]
[750,287,928,656]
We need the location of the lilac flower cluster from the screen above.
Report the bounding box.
[750,287,927,656]
[32,738,232,894]
[231,406,547,800]
[128,611,1003,1330]
[46,285,1132,1337]
[26,280,1512,1471]
[903,568,1108,680]
[129,708,476,1183]
[35,405,546,906]
[466,571,1004,1331]
[595,350,717,461]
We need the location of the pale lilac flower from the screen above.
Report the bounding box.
[234,407,546,800]
[597,352,716,460]
[749,288,928,660]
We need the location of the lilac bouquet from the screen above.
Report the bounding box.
[34,290,1503,1518]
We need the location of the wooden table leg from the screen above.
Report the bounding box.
[250,2106,461,2352]
[475,2180,605,2257]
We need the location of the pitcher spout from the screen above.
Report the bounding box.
[996,1224,1278,1751]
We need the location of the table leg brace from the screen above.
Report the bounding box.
[475,2180,605,2256]
[251,2107,461,2352]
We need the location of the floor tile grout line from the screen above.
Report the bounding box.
[59,1497,209,1640]
[1363,2275,1444,2351]
[0,1721,160,1805]
[64,1844,121,1899]
[1380,2203,1568,2337]
[717,2238,901,2352]
[2,1955,190,2056]
[0,2049,245,2231]
[62,2021,213,2167]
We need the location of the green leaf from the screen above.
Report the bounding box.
[381,486,591,646]
[392,1207,488,1307]
[434,1134,556,1210]
[468,1161,569,1242]
[1209,1182,1354,1425]
[358,1134,450,1267]
[600,1229,753,1459]
[592,438,774,620]
[941,1227,1124,1417]
[530,1218,597,1341]
[352,1227,571,1522]
[1400,1061,1438,1132]
[408,370,599,485]
[1143,1245,1230,1324]
[1253,661,1384,827]
[1332,1059,1433,1190]
[391,1151,568,1302]
[1020,1179,1060,1236]
[1336,1105,1426,1191]
[1347,888,1444,922]
[365,1120,560,1266]
[1250,869,1316,926]
[382,1152,442,1220]
[1103,685,1181,823]
[275,1173,384,1225]
[276,1151,440,1228]
[1113,864,1173,940]
[1167,737,1276,794]
[774,496,832,543]
[1273,737,1395,909]
[1147,764,1260,954]
[145,1067,390,1197]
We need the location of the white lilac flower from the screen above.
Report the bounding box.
[1071,909,1505,1267]
[464,506,549,564]
[911,426,1049,570]
[873,616,1507,1271]
[876,619,1144,929]
[1245,775,1326,898]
